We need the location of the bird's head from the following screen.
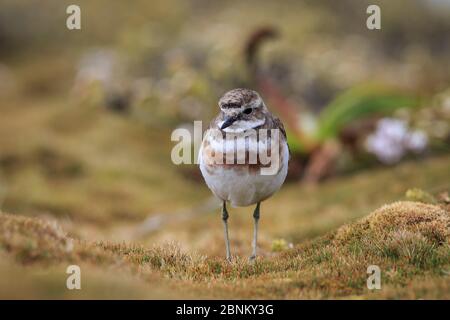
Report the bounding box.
[218,88,267,132]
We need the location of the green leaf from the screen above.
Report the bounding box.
[316,85,420,141]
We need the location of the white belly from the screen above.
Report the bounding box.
[199,141,289,207]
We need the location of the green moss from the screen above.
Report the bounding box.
[271,239,289,252]
[406,188,437,204]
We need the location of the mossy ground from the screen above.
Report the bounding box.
[0,198,449,299]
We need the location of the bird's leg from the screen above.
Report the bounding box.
[250,202,261,261]
[222,201,231,262]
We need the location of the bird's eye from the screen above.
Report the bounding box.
[243,108,253,115]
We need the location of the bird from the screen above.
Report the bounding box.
[198,88,289,261]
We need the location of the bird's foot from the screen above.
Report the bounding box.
[248,254,256,262]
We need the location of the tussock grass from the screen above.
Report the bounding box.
[335,201,449,269]
[1,199,449,299]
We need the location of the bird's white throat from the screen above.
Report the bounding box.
[220,119,266,133]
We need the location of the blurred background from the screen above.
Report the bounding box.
[0,0,449,259]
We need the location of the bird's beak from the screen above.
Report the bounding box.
[220,115,239,130]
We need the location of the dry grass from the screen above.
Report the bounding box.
[1,199,448,299]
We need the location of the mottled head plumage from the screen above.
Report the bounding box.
[219,88,262,110]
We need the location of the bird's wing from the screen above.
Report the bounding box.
[273,117,290,159]
[273,117,287,140]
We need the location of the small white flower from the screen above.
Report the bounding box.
[365,118,428,164]
[406,131,428,153]
[366,134,404,164]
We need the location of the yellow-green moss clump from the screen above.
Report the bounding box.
[335,201,449,245]
[332,201,449,269]
[405,188,438,204]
